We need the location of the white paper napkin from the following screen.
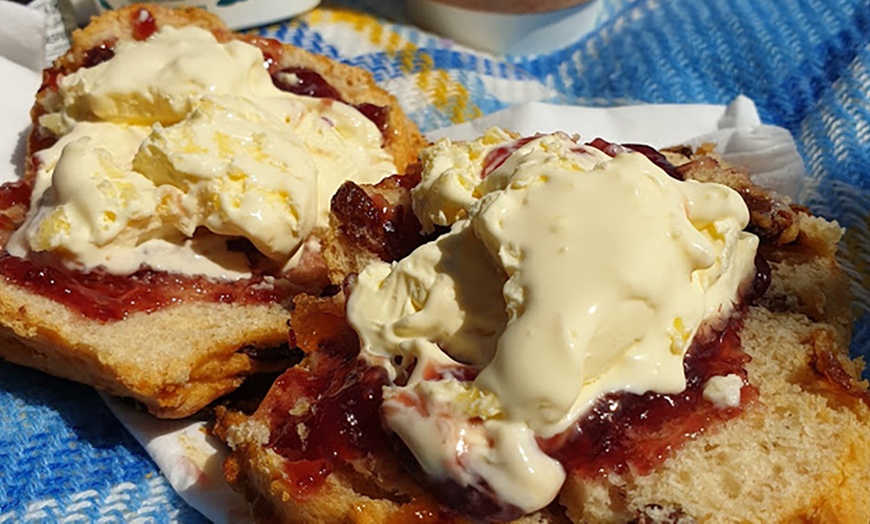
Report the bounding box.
[0,1,46,72]
[101,394,251,524]
[430,95,805,199]
[0,1,46,180]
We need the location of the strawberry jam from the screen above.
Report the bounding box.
[0,253,294,322]
[481,136,536,178]
[271,67,390,135]
[82,40,116,68]
[0,181,30,211]
[355,103,390,135]
[330,175,428,264]
[587,137,683,180]
[540,315,757,478]
[0,180,30,209]
[265,296,391,498]
[272,66,343,100]
[269,357,389,498]
[131,8,158,41]
[481,136,682,181]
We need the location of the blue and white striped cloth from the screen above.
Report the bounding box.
[2,0,868,521]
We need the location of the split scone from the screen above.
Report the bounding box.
[0,4,425,418]
[220,129,870,523]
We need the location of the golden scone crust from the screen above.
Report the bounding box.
[0,3,425,418]
[219,150,870,523]
[0,284,291,418]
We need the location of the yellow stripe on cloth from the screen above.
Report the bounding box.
[300,7,483,125]
[420,67,483,123]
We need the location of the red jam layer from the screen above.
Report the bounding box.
[587,137,684,180]
[330,172,428,264]
[269,356,389,498]
[265,298,392,499]
[271,66,390,134]
[0,174,295,322]
[267,300,499,521]
[130,7,158,41]
[0,254,294,322]
[481,136,536,178]
[242,36,390,133]
[81,37,118,69]
[540,315,757,477]
[0,181,31,211]
[481,136,685,182]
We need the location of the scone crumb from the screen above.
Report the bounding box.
[289,397,311,416]
[296,422,309,446]
[225,418,270,449]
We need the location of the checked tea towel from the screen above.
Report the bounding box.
[1,0,868,521]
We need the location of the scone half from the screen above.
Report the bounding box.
[219,136,870,523]
[0,3,425,418]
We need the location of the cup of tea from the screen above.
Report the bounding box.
[407,0,603,55]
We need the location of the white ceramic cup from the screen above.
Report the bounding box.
[407,0,603,55]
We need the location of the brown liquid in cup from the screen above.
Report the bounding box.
[424,0,594,14]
